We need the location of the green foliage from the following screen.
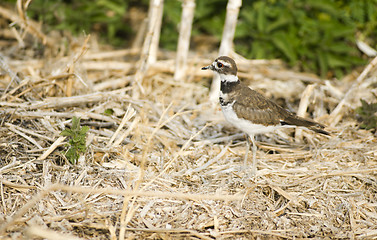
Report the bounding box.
[355,99,377,131]
[4,0,130,46]
[193,0,227,38]
[343,0,377,40]
[236,0,368,78]
[160,0,375,78]
[159,0,181,50]
[60,117,89,164]
[103,108,115,116]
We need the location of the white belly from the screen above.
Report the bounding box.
[221,102,282,136]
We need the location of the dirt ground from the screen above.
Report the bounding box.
[1,8,377,240]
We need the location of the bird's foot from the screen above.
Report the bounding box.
[236,164,257,184]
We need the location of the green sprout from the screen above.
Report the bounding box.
[60,116,89,164]
[103,108,114,116]
[355,99,377,131]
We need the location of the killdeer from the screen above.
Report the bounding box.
[202,56,329,175]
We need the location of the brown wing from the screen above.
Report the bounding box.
[230,82,329,135]
[230,82,289,126]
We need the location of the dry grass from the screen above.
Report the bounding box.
[1,8,377,240]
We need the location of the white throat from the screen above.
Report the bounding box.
[219,73,238,82]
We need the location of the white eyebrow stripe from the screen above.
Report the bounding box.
[217,60,231,67]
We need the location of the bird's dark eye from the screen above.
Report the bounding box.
[217,62,223,68]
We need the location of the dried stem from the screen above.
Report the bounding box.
[174,0,196,81]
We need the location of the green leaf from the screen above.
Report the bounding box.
[271,32,297,64]
[265,13,291,33]
[326,43,353,54]
[59,116,89,164]
[71,116,80,130]
[317,51,328,78]
[256,2,267,32]
[79,126,90,135]
[103,108,114,116]
[327,53,351,68]
[251,41,267,59]
[60,129,74,137]
[355,99,377,130]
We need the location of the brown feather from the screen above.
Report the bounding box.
[229,81,329,135]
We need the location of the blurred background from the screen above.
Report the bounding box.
[2,0,377,79]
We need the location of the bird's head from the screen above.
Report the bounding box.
[201,56,238,76]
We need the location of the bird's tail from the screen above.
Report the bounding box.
[282,115,330,135]
[308,126,330,135]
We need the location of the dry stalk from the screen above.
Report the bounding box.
[64,35,91,96]
[295,84,316,142]
[0,91,129,110]
[1,109,119,124]
[26,225,84,240]
[218,0,242,56]
[119,101,176,239]
[142,122,212,190]
[174,0,196,81]
[132,0,164,98]
[83,49,140,60]
[329,55,377,126]
[148,0,164,65]
[0,4,53,46]
[186,142,230,175]
[0,53,22,99]
[7,123,43,149]
[37,136,66,161]
[0,183,241,235]
[106,104,136,148]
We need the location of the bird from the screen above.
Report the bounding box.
[202,56,329,175]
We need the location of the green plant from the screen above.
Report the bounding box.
[236,0,367,78]
[355,99,377,131]
[159,0,374,78]
[103,108,115,116]
[343,0,377,42]
[3,0,130,46]
[60,117,89,164]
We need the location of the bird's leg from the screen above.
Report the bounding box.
[250,134,257,175]
[244,134,250,167]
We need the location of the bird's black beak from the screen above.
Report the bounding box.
[201,64,213,70]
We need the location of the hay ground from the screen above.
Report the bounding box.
[1,21,377,240]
